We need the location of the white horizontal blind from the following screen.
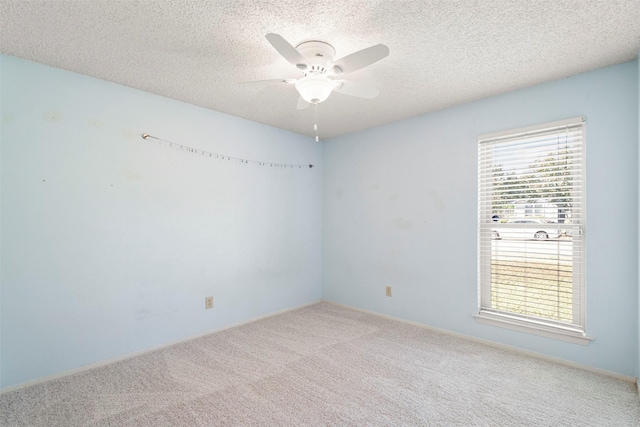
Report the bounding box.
[478,117,585,334]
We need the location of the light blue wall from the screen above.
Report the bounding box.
[0,55,323,389]
[1,55,638,389]
[323,61,639,377]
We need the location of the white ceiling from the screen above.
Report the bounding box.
[1,1,639,139]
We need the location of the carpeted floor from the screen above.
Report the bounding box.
[1,302,639,426]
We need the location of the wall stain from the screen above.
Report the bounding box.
[121,129,139,140]
[43,110,63,122]
[86,118,104,129]
[336,188,343,199]
[393,218,413,230]
[124,170,142,181]
[2,113,13,125]
[389,193,399,202]
[428,190,445,211]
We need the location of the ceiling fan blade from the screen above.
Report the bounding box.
[332,44,389,74]
[265,33,306,66]
[238,78,296,86]
[333,80,379,99]
[297,97,311,110]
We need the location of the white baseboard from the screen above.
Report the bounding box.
[322,300,638,384]
[0,300,321,395]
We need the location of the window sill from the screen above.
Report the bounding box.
[474,311,593,346]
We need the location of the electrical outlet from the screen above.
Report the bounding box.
[385,286,392,297]
[205,296,213,309]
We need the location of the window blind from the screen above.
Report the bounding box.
[478,117,585,335]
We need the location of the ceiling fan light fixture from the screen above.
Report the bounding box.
[295,75,335,104]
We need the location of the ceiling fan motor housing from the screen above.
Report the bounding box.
[295,40,336,75]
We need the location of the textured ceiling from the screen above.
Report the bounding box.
[1,1,639,139]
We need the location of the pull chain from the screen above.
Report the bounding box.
[314,103,319,142]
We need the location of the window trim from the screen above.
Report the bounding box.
[476,117,590,344]
[477,116,583,142]
[474,312,593,345]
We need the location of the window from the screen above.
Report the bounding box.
[476,117,590,344]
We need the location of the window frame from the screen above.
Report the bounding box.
[475,117,592,345]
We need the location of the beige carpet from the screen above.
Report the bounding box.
[1,302,639,426]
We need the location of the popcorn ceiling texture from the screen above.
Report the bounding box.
[1,302,639,426]
[0,0,639,138]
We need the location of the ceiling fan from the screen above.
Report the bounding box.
[243,33,389,109]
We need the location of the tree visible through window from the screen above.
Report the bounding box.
[477,117,586,340]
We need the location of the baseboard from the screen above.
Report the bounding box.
[322,300,638,385]
[0,300,321,395]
